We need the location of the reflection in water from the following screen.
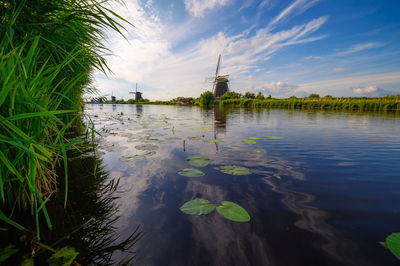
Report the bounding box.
[0,146,143,265]
[136,104,143,116]
[81,104,400,266]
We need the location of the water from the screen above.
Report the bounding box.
[84,104,400,266]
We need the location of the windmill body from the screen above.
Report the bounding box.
[129,83,143,101]
[206,54,230,99]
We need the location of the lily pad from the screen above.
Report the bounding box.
[202,127,212,130]
[204,139,221,143]
[265,136,284,139]
[178,168,205,177]
[180,198,215,215]
[249,137,261,140]
[386,233,400,260]
[186,155,211,167]
[135,144,159,151]
[254,149,267,154]
[216,201,250,222]
[242,139,256,144]
[220,165,251,175]
[187,136,201,140]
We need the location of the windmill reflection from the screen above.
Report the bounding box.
[213,106,227,151]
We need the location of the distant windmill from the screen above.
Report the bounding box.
[129,83,142,101]
[205,54,230,98]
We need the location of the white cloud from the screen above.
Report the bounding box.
[269,0,319,28]
[353,85,396,97]
[333,42,386,56]
[94,0,329,100]
[184,0,229,17]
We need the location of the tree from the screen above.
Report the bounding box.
[199,91,215,106]
[221,91,242,100]
[256,92,265,100]
[243,92,256,99]
[308,93,320,98]
[267,94,272,99]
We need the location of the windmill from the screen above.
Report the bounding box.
[129,83,142,101]
[205,54,230,98]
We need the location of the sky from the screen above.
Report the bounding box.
[92,0,400,100]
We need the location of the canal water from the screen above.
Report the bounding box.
[84,104,400,266]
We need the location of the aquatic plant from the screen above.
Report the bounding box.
[180,198,250,222]
[178,168,205,177]
[382,233,400,260]
[204,139,221,143]
[0,0,128,239]
[242,139,256,144]
[265,136,284,139]
[186,156,211,167]
[220,165,251,175]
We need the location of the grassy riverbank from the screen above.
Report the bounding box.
[219,95,400,112]
[105,94,400,112]
[0,0,127,263]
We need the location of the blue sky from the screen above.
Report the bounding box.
[93,0,400,100]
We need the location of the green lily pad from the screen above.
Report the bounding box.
[216,201,250,222]
[180,198,215,215]
[135,144,159,151]
[178,168,205,177]
[220,165,251,175]
[265,136,284,139]
[202,127,212,130]
[386,233,400,260]
[249,137,261,140]
[186,155,211,167]
[204,139,221,143]
[254,149,267,154]
[187,136,201,140]
[242,139,256,144]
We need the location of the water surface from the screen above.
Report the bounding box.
[85,104,400,266]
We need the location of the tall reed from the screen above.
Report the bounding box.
[0,0,128,238]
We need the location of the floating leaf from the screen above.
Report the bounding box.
[135,144,159,151]
[178,168,205,177]
[216,201,250,222]
[204,139,221,143]
[242,139,256,144]
[254,149,267,154]
[265,136,284,139]
[386,233,400,260]
[186,155,211,167]
[249,137,261,140]
[220,165,251,175]
[202,127,212,130]
[187,136,201,140]
[180,198,215,215]
[48,247,79,266]
[0,245,19,263]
